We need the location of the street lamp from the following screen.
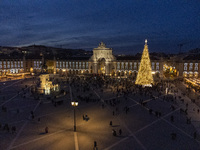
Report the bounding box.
[71,101,78,132]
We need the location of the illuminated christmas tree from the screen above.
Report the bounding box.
[135,39,154,87]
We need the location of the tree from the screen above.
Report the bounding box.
[135,40,154,87]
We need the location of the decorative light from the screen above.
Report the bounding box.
[71,101,78,106]
[135,39,154,87]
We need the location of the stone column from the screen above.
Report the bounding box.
[93,62,98,74]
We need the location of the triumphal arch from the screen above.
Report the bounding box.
[89,42,116,75]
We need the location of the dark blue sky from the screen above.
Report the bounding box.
[0,0,200,54]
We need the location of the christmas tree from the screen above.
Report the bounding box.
[135,39,154,87]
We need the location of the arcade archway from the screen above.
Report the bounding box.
[98,58,106,74]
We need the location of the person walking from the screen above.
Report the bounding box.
[194,131,197,139]
[94,141,97,149]
[112,129,116,136]
[170,115,174,122]
[11,126,16,134]
[110,121,112,126]
[119,129,122,136]
[45,127,49,133]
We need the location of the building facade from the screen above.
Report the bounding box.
[0,42,199,78]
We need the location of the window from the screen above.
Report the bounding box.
[184,63,188,71]
[189,63,193,71]
[134,62,137,70]
[63,62,65,68]
[60,62,62,68]
[76,62,78,69]
[194,63,198,71]
[72,62,75,68]
[86,62,88,69]
[117,62,120,69]
[11,61,13,68]
[0,61,2,69]
[66,62,68,68]
[121,62,124,69]
[21,61,23,68]
[7,61,10,68]
[125,62,128,69]
[129,62,132,70]
[69,62,71,68]
[83,62,85,69]
[14,61,17,68]
[152,62,155,70]
[79,62,82,69]
[156,62,159,70]
[34,61,37,68]
[37,61,40,68]
[3,61,6,68]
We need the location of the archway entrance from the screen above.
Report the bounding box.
[98,58,106,74]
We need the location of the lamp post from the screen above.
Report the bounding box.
[71,101,78,132]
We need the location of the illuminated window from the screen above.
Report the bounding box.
[69,62,71,68]
[7,61,10,68]
[66,62,68,68]
[121,62,124,70]
[156,66,159,70]
[60,62,62,68]
[0,61,2,69]
[156,62,159,70]
[56,61,59,68]
[79,62,82,68]
[86,62,88,69]
[72,62,75,68]
[37,61,40,68]
[183,71,187,77]
[34,61,37,68]
[134,62,137,70]
[63,62,65,68]
[83,62,85,69]
[117,62,120,69]
[14,61,17,68]
[152,62,155,70]
[18,61,20,68]
[125,62,128,69]
[184,63,188,71]
[129,62,132,70]
[194,63,198,71]
[76,62,78,68]
[138,62,140,69]
[3,61,6,68]
[189,63,193,71]
[11,61,13,68]
[21,61,23,68]
[194,72,198,78]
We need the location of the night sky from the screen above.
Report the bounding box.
[0,0,200,54]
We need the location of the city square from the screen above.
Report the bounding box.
[0,1,200,150]
[0,74,200,150]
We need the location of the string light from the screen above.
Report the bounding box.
[135,39,154,87]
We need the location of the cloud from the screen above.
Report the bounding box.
[0,0,199,54]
